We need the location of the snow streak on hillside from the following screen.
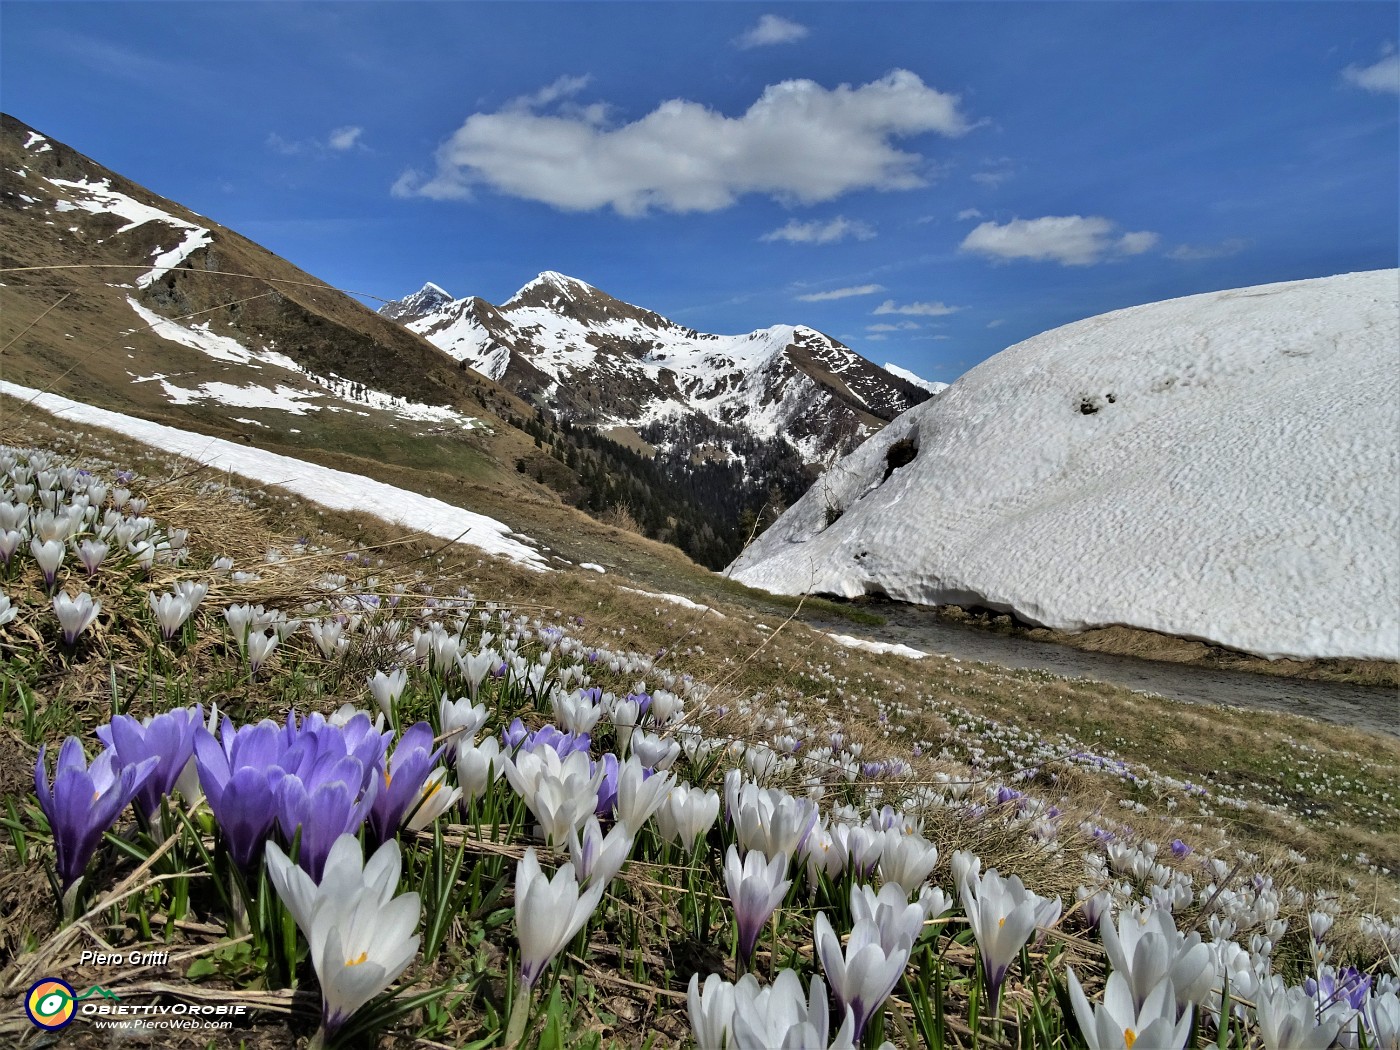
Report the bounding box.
[1,383,545,570]
[883,363,948,395]
[730,271,1400,661]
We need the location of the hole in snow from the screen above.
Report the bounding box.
[882,436,918,481]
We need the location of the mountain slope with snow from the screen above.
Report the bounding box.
[383,273,932,466]
[728,270,1400,661]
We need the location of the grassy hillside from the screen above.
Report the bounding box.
[1,397,1396,1048]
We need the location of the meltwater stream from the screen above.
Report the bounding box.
[803,603,1399,738]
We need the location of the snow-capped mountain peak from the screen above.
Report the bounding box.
[379,281,456,323]
[380,275,934,467]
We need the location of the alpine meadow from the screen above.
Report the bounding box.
[1,4,1398,1050]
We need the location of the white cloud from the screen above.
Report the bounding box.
[1168,237,1249,261]
[867,321,920,332]
[762,216,875,244]
[266,132,304,156]
[873,299,960,317]
[392,70,970,213]
[1116,230,1159,256]
[1342,51,1400,94]
[514,74,593,109]
[956,208,983,220]
[328,125,364,150]
[794,283,884,302]
[960,215,1159,266]
[269,127,366,156]
[735,14,809,49]
[986,318,1006,329]
[970,159,1014,187]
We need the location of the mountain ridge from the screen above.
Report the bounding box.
[380,271,935,469]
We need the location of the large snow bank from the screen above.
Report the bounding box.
[0,383,547,571]
[728,271,1400,661]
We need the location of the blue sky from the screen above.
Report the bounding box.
[4,3,1396,383]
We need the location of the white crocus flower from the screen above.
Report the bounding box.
[814,909,911,1042]
[514,847,605,990]
[725,846,792,966]
[148,590,193,640]
[551,688,604,735]
[456,736,502,807]
[876,828,939,896]
[505,748,600,847]
[245,631,280,674]
[567,815,635,890]
[613,755,673,829]
[308,618,347,659]
[609,695,640,753]
[175,579,208,609]
[265,835,420,1042]
[658,782,721,853]
[1067,969,1192,1050]
[630,728,681,770]
[52,590,100,645]
[919,884,955,921]
[1365,989,1400,1049]
[75,537,108,575]
[732,782,818,859]
[851,881,926,951]
[1256,984,1349,1050]
[1101,907,1214,1010]
[0,593,16,627]
[961,866,1057,1006]
[368,668,408,718]
[405,769,461,832]
[457,649,497,699]
[438,695,489,744]
[688,972,740,1050]
[731,969,849,1050]
[224,603,256,653]
[32,536,65,585]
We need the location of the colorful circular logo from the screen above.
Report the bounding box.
[25,978,76,1030]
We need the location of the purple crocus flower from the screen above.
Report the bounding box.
[35,737,158,891]
[97,706,203,820]
[195,717,295,873]
[501,718,530,752]
[294,711,390,775]
[525,725,591,759]
[367,722,439,848]
[1170,838,1194,859]
[1306,967,1371,1011]
[274,751,379,881]
[592,753,620,816]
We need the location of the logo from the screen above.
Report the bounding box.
[25,979,76,1030]
[24,980,120,1030]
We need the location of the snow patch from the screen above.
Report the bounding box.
[160,380,323,415]
[617,587,724,617]
[883,363,949,395]
[0,381,547,570]
[46,178,211,286]
[732,271,1400,662]
[825,632,929,660]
